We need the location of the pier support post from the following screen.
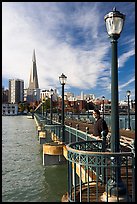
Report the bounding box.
[43,142,66,166]
[39,131,46,144]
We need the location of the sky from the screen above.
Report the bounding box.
[2,2,135,101]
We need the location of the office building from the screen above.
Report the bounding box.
[27,49,40,102]
[8,79,24,103]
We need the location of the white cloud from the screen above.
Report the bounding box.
[118,49,135,68]
[2,3,110,90]
[119,77,135,90]
[2,2,135,100]
[119,77,135,100]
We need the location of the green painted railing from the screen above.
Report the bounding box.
[34,112,135,202]
[66,140,135,202]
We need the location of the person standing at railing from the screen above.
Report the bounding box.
[92,109,108,140]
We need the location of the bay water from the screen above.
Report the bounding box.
[2,116,67,202]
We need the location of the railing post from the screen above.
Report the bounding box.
[69,123,72,143]
[85,127,89,185]
[86,127,89,141]
[76,124,79,142]
[125,117,127,130]
[57,125,60,140]
[131,139,135,201]
[68,158,72,202]
[55,124,57,137]
[101,131,106,152]
[101,131,107,184]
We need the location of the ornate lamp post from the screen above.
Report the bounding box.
[87,98,90,119]
[42,100,44,118]
[126,90,131,130]
[71,104,74,119]
[50,89,54,124]
[77,102,80,119]
[104,7,127,200]
[59,73,67,143]
[102,96,105,120]
[45,95,48,121]
[31,103,34,119]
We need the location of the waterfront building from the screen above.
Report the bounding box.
[63,92,74,101]
[84,93,95,100]
[2,87,9,103]
[27,49,40,102]
[23,88,28,101]
[2,103,18,115]
[40,89,58,102]
[40,89,50,101]
[131,99,135,112]
[8,79,24,103]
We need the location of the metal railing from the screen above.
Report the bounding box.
[65,113,135,131]
[34,111,135,202]
[66,140,135,202]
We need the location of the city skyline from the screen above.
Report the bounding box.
[2,2,135,101]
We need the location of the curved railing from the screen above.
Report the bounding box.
[34,112,135,202]
[66,140,135,202]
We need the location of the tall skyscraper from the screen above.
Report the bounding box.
[27,49,40,102]
[28,49,39,89]
[9,79,24,103]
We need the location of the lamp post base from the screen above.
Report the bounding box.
[106,178,127,195]
[100,191,131,202]
[126,128,131,131]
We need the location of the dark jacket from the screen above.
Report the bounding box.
[93,117,108,137]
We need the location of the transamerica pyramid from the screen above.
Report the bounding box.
[28,49,39,89]
[27,49,40,102]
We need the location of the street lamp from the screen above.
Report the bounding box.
[71,104,74,119]
[104,7,126,199]
[126,90,131,130]
[102,96,105,120]
[87,98,90,119]
[42,100,45,118]
[32,102,35,119]
[50,89,54,124]
[77,102,80,120]
[59,73,67,143]
[45,95,48,121]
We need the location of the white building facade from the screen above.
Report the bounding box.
[2,103,18,115]
[9,79,24,103]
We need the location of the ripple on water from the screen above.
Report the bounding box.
[2,116,67,202]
